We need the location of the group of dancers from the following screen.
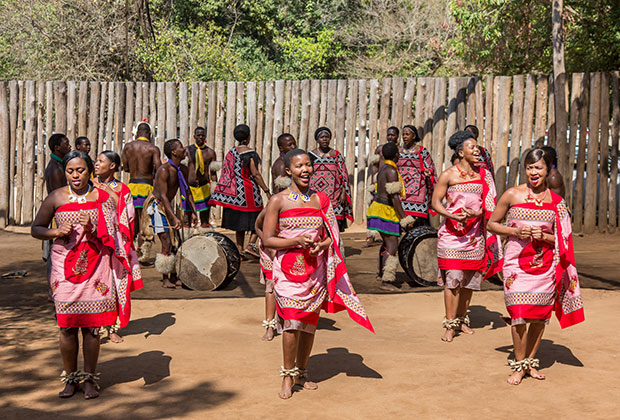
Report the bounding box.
[31,116,584,400]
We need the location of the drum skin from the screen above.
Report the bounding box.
[201,232,241,285]
[398,224,438,287]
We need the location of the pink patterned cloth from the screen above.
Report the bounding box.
[258,239,274,293]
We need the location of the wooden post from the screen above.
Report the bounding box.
[45,82,53,168]
[446,78,458,170]
[262,81,275,175]
[23,80,36,224]
[66,81,76,142]
[289,80,300,142]
[215,81,226,160]
[357,79,369,223]
[54,81,67,134]
[78,81,88,137]
[466,77,476,126]
[368,79,380,155]
[113,82,125,152]
[15,81,24,224]
[309,80,320,141]
[299,80,311,151]
[432,78,447,171]
[566,73,583,207]
[143,82,150,122]
[490,77,501,163]
[326,80,337,132]
[156,82,165,150]
[403,78,415,126]
[225,82,236,154]
[179,82,189,144]
[125,82,134,146]
[105,83,114,151]
[198,82,207,129]
[8,81,18,223]
[475,77,484,131]
[165,82,177,141]
[610,72,619,231]
[206,82,216,149]
[272,80,285,162]
[584,73,601,234]
[415,78,426,140]
[255,82,265,161]
[319,80,328,128]
[598,72,610,232]
[456,77,467,130]
[534,76,548,146]
[484,76,494,150]
[391,77,404,129]
[508,75,524,189]
[36,81,45,209]
[88,82,100,152]
[547,75,556,146]
[236,81,245,125]
[189,82,198,140]
[97,83,108,155]
[573,74,589,230]
[135,82,143,126]
[344,80,358,190]
[0,83,9,227]
[519,74,537,184]
[246,82,257,147]
[283,80,291,132]
[423,78,435,152]
[149,82,157,127]
[335,80,347,153]
[495,77,512,195]
[378,78,391,144]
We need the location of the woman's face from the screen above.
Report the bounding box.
[65,158,90,190]
[94,154,115,177]
[460,139,480,164]
[526,158,548,189]
[316,131,331,149]
[286,154,314,188]
[402,128,416,148]
[386,129,399,144]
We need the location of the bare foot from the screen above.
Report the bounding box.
[295,375,318,390]
[83,381,99,400]
[58,383,77,398]
[361,240,376,249]
[459,324,475,335]
[379,282,401,292]
[261,327,275,341]
[441,328,455,342]
[162,279,176,288]
[109,332,123,343]
[527,368,545,380]
[507,370,526,385]
[243,247,260,259]
[175,279,183,287]
[279,376,294,399]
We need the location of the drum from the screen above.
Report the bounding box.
[398,224,439,287]
[175,232,241,291]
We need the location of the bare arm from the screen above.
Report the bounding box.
[152,147,163,173]
[31,192,72,240]
[262,196,313,250]
[249,156,271,198]
[121,146,129,172]
[487,188,518,237]
[181,164,198,218]
[154,167,179,229]
[255,208,265,240]
[371,145,381,177]
[208,149,218,182]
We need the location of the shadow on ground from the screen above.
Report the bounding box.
[307,347,382,383]
[495,338,584,369]
[121,313,176,339]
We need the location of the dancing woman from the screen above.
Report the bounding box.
[432,131,502,342]
[262,149,373,399]
[31,151,133,399]
[93,151,144,343]
[487,148,584,385]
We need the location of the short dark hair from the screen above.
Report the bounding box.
[233,124,250,142]
[382,142,399,161]
[100,151,121,172]
[284,148,309,168]
[540,146,558,166]
[75,136,89,148]
[402,125,420,142]
[194,126,206,134]
[464,125,479,139]
[277,133,295,148]
[62,150,93,173]
[387,126,400,135]
[136,122,151,134]
[448,130,475,153]
[48,133,67,154]
[524,148,552,171]
[164,139,182,159]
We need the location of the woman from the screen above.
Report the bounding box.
[93,151,144,344]
[31,150,133,399]
[209,124,271,257]
[432,131,502,343]
[487,148,584,385]
[309,127,354,233]
[263,149,373,399]
[398,125,437,220]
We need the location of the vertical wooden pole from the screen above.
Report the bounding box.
[415,78,426,140]
[484,76,494,150]
[66,81,76,141]
[519,74,537,183]
[283,80,291,133]
[149,82,157,126]
[289,80,300,142]
[495,77,512,195]
[189,82,199,138]
[547,75,556,146]
[299,80,311,151]
[334,80,347,153]
[403,78,416,126]
[573,74,589,230]
[466,77,477,126]
[97,83,107,155]
[308,80,320,141]
[179,82,189,144]
[45,82,53,168]
[475,77,484,131]
[206,82,216,149]
[566,73,583,207]
[198,82,207,129]
[318,80,328,128]
[8,81,18,224]
[255,82,265,161]
[432,78,447,171]
[88,82,100,151]
[534,76,549,146]
[456,77,467,130]
[378,78,391,144]
[142,82,150,122]
[165,82,177,141]
[15,81,24,224]
[423,78,435,151]
[113,82,125,152]
[246,82,257,148]
[105,83,114,151]
[135,82,143,126]
[609,71,619,231]
[36,81,45,209]
[272,80,285,162]
[0,83,9,227]
[368,79,380,155]
[23,80,36,224]
[357,79,369,223]
[446,78,458,169]
[326,80,337,131]
[598,72,610,232]
[225,82,236,153]
[214,82,226,160]
[77,81,88,137]
[345,80,358,189]
[584,73,601,234]
[156,82,165,149]
[508,75,524,189]
[391,77,404,129]
[54,81,67,134]
[125,82,134,146]
[236,81,245,125]
[262,81,275,174]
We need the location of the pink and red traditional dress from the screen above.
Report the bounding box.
[259,239,274,292]
[272,192,373,334]
[209,148,263,212]
[397,146,437,218]
[503,192,584,328]
[50,189,136,328]
[437,168,502,289]
[309,150,353,227]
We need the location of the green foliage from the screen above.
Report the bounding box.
[277,29,344,79]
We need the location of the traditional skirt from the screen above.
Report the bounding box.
[221,207,259,232]
[184,182,211,213]
[128,179,154,209]
[259,239,274,293]
[145,197,170,234]
[366,199,401,237]
[309,150,353,224]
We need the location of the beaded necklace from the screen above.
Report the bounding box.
[288,187,311,202]
[525,187,548,207]
[68,184,92,204]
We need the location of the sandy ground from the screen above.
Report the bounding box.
[1,229,619,419]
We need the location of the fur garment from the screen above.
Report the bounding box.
[209,161,222,172]
[155,253,176,275]
[367,154,381,166]
[385,181,403,195]
[274,175,292,189]
[399,215,415,228]
[138,241,153,263]
[382,255,399,283]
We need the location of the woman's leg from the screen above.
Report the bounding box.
[507,324,527,385]
[525,323,546,380]
[81,328,101,399]
[235,231,245,253]
[59,328,79,397]
[456,288,474,334]
[279,330,299,399]
[441,286,460,342]
[262,291,277,341]
[295,332,318,390]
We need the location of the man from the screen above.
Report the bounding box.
[183,127,218,229]
[75,136,91,156]
[121,122,162,263]
[148,139,197,288]
[44,133,71,194]
[270,133,297,193]
[541,145,566,197]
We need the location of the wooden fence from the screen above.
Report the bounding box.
[0,73,618,233]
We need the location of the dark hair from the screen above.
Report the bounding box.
[62,150,94,173]
[450,153,460,165]
[194,126,206,134]
[277,133,295,148]
[136,122,151,135]
[402,125,420,142]
[164,139,182,159]
[100,151,121,172]
[48,133,67,154]
[314,127,332,140]
[382,142,399,161]
[387,126,400,135]
[75,136,89,148]
[284,149,309,168]
[448,130,475,153]
[464,125,479,139]
[540,146,558,166]
[524,148,552,171]
[233,124,250,142]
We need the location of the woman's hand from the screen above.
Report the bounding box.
[296,235,314,248]
[78,210,93,230]
[309,243,323,256]
[514,225,532,240]
[339,190,347,205]
[55,223,73,238]
[423,168,432,178]
[450,210,468,222]
[461,207,482,218]
[530,226,550,241]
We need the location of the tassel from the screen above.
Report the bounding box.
[367,154,380,165]
[382,255,399,283]
[209,161,222,172]
[155,253,176,274]
[385,181,404,195]
[274,175,292,189]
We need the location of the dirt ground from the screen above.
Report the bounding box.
[0,229,619,419]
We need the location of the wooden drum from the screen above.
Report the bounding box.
[398,224,439,287]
